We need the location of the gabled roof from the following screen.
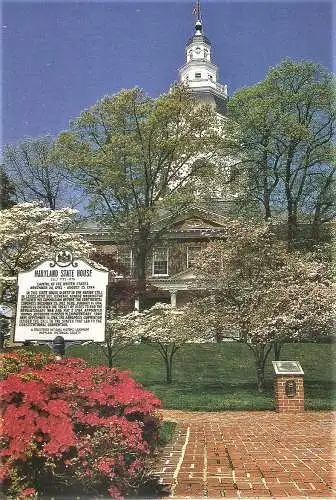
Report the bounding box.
[158,203,229,231]
[78,202,234,242]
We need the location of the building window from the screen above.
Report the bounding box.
[152,248,168,276]
[187,246,202,268]
[116,249,134,276]
[195,72,201,79]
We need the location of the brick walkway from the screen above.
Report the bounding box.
[154,410,336,498]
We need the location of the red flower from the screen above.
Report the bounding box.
[0,353,161,498]
[97,457,116,474]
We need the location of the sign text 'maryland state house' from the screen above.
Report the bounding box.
[15,255,108,342]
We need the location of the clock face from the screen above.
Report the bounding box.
[195,47,201,54]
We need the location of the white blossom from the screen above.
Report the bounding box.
[0,201,94,303]
[192,220,333,344]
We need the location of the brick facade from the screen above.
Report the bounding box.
[93,237,209,280]
[274,375,304,413]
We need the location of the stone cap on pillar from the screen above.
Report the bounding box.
[272,360,304,375]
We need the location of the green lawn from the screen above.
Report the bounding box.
[67,342,336,411]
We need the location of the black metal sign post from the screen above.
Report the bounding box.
[52,335,65,358]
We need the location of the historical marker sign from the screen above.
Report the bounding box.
[14,251,109,342]
[272,361,304,375]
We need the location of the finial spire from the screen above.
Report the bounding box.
[192,0,201,22]
[193,1,202,35]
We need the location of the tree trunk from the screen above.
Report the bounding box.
[134,233,150,311]
[263,191,272,220]
[273,342,282,361]
[311,203,322,242]
[0,333,4,351]
[262,153,272,220]
[215,328,222,342]
[159,344,177,384]
[134,242,147,282]
[165,359,173,384]
[253,343,273,393]
[256,364,265,393]
[287,206,297,249]
[284,144,298,249]
[106,341,114,368]
[311,168,335,244]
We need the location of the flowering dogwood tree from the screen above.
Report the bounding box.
[115,303,212,384]
[192,220,333,392]
[91,251,163,367]
[104,311,142,368]
[0,202,94,309]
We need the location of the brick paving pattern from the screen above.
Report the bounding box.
[154,410,336,498]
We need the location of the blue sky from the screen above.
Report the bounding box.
[3,0,333,145]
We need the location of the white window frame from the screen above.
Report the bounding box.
[152,248,169,277]
[116,249,134,276]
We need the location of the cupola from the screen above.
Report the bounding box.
[178,2,228,115]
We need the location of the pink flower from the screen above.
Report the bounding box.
[97,457,116,474]
[1,354,161,497]
[108,485,123,499]
[19,487,36,498]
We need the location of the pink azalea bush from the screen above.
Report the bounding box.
[0,351,161,498]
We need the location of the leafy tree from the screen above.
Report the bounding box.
[192,220,333,392]
[89,250,125,278]
[0,202,94,311]
[309,166,335,241]
[3,136,83,210]
[54,86,222,297]
[228,59,336,246]
[0,166,16,210]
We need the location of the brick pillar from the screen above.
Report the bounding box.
[274,375,304,413]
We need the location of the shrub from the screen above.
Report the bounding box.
[0,350,56,379]
[0,353,161,498]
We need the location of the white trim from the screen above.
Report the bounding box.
[152,247,169,277]
[172,425,190,481]
[170,290,177,308]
